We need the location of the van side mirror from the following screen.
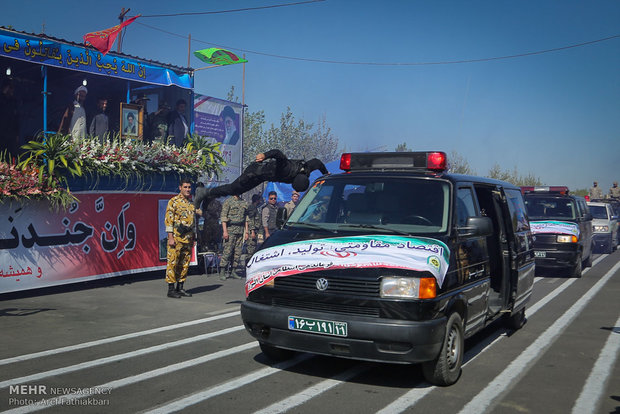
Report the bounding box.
[276,207,288,229]
[457,216,493,237]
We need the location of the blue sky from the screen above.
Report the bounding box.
[3,1,619,191]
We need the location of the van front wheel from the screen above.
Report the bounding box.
[422,313,464,386]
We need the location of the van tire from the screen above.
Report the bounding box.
[572,254,582,278]
[505,307,526,330]
[422,313,464,386]
[260,343,295,361]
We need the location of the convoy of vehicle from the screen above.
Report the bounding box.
[241,151,535,386]
[521,186,593,278]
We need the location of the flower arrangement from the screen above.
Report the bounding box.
[0,133,225,210]
[0,150,75,210]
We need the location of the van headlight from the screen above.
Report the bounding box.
[557,235,578,243]
[380,276,436,299]
[593,225,609,233]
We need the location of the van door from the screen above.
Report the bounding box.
[473,184,511,317]
[455,185,488,334]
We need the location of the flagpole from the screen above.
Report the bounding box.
[242,53,246,106]
[187,33,191,68]
[117,8,130,53]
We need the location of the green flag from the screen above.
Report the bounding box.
[194,48,247,66]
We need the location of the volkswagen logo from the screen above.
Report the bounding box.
[316,278,329,291]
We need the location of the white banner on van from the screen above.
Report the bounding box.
[530,220,580,237]
[245,235,450,296]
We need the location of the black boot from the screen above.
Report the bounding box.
[176,282,192,297]
[167,283,182,298]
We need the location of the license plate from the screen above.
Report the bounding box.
[534,251,546,258]
[288,316,348,337]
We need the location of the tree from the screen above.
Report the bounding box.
[448,151,476,175]
[487,163,543,186]
[243,107,340,169]
[395,142,411,152]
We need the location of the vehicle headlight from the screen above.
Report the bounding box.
[593,225,609,233]
[556,235,578,243]
[380,276,436,299]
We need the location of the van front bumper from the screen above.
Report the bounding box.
[241,300,445,364]
[593,233,613,252]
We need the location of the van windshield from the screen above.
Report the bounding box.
[287,176,450,234]
[589,205,609,219]
[524,196,577,220]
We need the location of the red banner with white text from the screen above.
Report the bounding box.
[0,192,196,294]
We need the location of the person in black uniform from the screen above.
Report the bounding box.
[194,149,329,207]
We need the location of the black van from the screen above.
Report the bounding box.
[241,152,535,386]
[521,186,593,277]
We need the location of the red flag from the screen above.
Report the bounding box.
[83,15,140,55]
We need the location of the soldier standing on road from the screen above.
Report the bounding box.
[219,194,249,281]
[609,181,620,199]
[589,181,603,200]
[165,178,202,298]
[245,194,264,265]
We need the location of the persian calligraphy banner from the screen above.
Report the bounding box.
[0,192,196,294]
[0,29,192,88]
[530,220,580,237]
[193,94,243,188]
[245,235,451,296]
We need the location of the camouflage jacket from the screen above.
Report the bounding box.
[165,193,196,244]
[221,196,248,234]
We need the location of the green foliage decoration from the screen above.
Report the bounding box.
[1,133,226,210]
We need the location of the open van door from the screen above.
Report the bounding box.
[501,187,535,327]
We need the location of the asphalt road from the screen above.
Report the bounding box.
[0,252,619,414]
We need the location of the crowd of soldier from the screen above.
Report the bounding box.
[589,181,620,200]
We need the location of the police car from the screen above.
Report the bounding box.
[521,186,593,277]
[241,152,535,386]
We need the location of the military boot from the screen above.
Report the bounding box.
[176,282,192,297]
[230,268,244,280]
[218,267,228,281]
[167,283,181,298]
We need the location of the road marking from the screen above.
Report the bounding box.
[206,306,240,315]
[571,313,620,414]
[253,363,371,414]
[458,261,620,414]
[1,342,260,414]
[0,325,244,389]
[142,354,313,414]
[0,311,240,366]
[377,255,607,414]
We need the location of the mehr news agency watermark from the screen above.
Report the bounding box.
[7,384,111,407]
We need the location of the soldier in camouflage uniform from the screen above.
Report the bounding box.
[165,179,202,298]
[245,194,264,265]
[610,181,620,199]
[219,195,249,280]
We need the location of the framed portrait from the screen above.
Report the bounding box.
[120,103,143,140]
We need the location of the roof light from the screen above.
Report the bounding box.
[427,152,447,171]
[521,186,569,195]
[340,153,351,171]
[339,152,449,172]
